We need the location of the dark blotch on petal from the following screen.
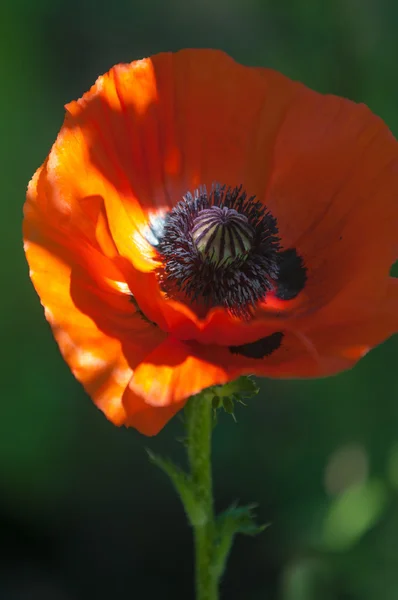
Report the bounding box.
[275,249,307,300]
[229,331,283,359]
[129,295,158,326]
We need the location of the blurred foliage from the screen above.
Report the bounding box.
[1,0,398,598]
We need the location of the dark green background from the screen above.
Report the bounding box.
[2,0,398,598]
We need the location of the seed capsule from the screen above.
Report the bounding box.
[192,206,254,265]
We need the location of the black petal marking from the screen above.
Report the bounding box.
[229,332,284,359]
[275,249,307,300]
[129,295,157,326]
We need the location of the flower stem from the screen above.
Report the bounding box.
[148,379,262,599]
[185,393,218,600]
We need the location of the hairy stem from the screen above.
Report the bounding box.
[185,393,218,600]
[149,379,262,598]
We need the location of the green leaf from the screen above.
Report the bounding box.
[206,376,259,421]
[212,503,269,579]
[146,449,206,526]
[222,397,235,415]
[212,396,221,410]
[211,376,259,401]
[217,503,268,536]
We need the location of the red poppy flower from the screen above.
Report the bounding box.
[24,49,398,435]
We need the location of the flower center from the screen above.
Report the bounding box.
[149,184,307,318]
[191,206,254,265]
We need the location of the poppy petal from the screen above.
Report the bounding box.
[151,51,302,197]
[129,338,229,407]
[24,183,167,426]
[25,167,140,321]
[207,280,398,379]
[302,277,398,363]
[196,332,348,380]
[48,114,158,273]
[122,389,185,436]
[25,236,129,424]
[260,81,398,313]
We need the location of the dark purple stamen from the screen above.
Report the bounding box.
[152,183,307,319]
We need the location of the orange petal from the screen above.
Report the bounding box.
[302,277,398,363]
[122,389,185,436]
[151,51,301,197]
[193,332,345,380]
[97,50,398,329]
[47,51,305,278]
[129,338,229,407]
[25,167,137,313]
[203,279,398,379]
[262,86,393,245]
[260,80,398,312]
[24,220,166,426]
